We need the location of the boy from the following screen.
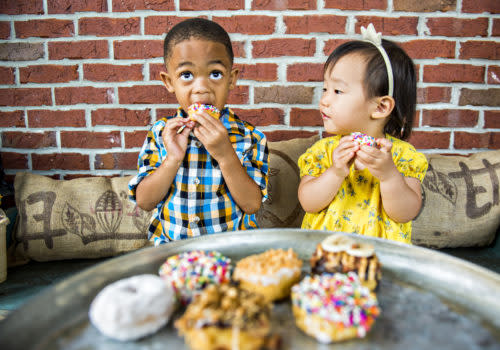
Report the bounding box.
[128,18,269,245]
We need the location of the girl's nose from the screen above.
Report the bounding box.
[319,92,329,108]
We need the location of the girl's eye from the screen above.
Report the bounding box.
[334,89,343,94]
[210,71,223,80]
[180,72,193,81]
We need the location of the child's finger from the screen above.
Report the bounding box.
[376,138,393,152]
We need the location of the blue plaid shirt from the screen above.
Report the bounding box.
[128,107,269,245]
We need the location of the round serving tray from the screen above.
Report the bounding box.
[0,229,499,350]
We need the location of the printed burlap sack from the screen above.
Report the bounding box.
[12,173,151,262]
[412,150,500,248]
[256,135,319,228]
[0,209,8,282]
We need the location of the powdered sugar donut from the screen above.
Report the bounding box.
[89,274,176,341]
[351,132,379,148]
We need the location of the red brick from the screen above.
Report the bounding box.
[0,43,44,61]
[401,40,455,59]
[125,130,148,148]
[235,63,278,82]
[253,39,315,58]
[114,40,163,60]
[254,86,314,104]
[417,87,452,104]
[149,63,166,81]
[393,0,455,12]
[215,16,276,35]
[0,111,25,128]
[15,19,74,38]
[0,67,14,84]
[1,152,28,170]
[180,0,244,10]
[265,130,318,142]
[0,88,52,107]
[287,63,323,82]
[32,153,90,170]
[355,16,418,35]
[0,22,10,39]
[460,41,500,60]
[95,152,137,170]
[233,41,245,59]
[28,110,86,128]
[55,87,115,105]
[484,111,500,128]
[2,131,56,149]
[84,64,143,82]
[426,17,488,37]
[48,0,107,14]
[462,0,500,14]
[92,108,151,126]
[156,108,179,117]
[0,0,43,15]
[459,88,500,106]
[488,66,500,84]
[423,64,485,83]
[79,17,140,37]
[232,108,284,126]
[454,132,498,149]
[290,108,323,127]
[145,16,195,35]
[112,0,174,11]
[284,15,346,34]
[408,131,451,149]
[119,85,176,104]
[324,39,350,56]
[20,65,79,84]
[493,19,500,36]
[325,0,385,10]
[252,0,316,10]
[49,40,108,60]
[421,109,478,127]
[61,131,121,149]
[227,85,249,104]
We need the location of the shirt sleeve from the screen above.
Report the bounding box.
[128,120,166,203]
[394,143,428,182]
[241,129,269,201]
[298,139,332,178]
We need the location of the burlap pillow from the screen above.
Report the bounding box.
[256,135,319,228]
[0,209,8,282]
[11,173,151,262]
[412,150,500,248]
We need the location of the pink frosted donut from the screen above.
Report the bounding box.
[351,132,378,148]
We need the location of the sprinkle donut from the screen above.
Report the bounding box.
[88,274,176,341]
[159,250,232,305]
[291,272,380,343]
[351,132,379,148]
[187,103,220,120]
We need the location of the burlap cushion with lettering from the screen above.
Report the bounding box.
[11,173,152,262]
[412,150,500,248]
[256,135,319,228]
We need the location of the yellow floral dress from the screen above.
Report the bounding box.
[298,135,428,244]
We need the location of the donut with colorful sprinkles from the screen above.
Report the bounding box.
[291,272,380,343]
[351,132,379,148]
[187,103,220,120]
[158,250,232,305]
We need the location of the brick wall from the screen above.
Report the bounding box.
[0,0,499,179]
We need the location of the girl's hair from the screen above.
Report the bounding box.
[325,40,416,140]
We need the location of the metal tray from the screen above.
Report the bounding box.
[1,229,499,350]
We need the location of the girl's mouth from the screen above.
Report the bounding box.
[321,112,330,119]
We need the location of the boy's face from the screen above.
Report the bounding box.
[160,38,238,113]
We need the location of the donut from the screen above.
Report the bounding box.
[187,103,220,120]
[291,272,380,343]
[175,283,274,350]
[351,132,379,148]
[310,234,382,291]
[158,250,232,305]
[233,248,303,302]
[88,274,176,341]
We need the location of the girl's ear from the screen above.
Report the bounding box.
[159,71,175,93]
[371,95,395,120]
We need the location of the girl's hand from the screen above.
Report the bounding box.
[331,135,359,178]
[162,117,194,164]
[355,138,398,181]
[191,111,233,161]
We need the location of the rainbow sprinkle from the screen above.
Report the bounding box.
[159,250,232,305]
[351,132,378,148]
[291,272,380,338]
[188,103,220,118]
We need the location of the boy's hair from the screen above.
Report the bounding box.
[163,18,234,65]
[325,40,416,140]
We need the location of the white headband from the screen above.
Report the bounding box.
[361,23,394,97]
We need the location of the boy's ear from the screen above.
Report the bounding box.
[229,67,239,90]
[371,95,395,120]
[159,71,175,93]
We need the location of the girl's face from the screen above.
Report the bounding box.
[320,53,381,137]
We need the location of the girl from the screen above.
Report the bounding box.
[298,24,428,244]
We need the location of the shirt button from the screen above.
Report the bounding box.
[193,216,200,223]
[194,141,202,148]
[194,178,200,185]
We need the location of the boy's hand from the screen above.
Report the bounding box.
[331,135,359,178]
[162,117,194,163]
[191,111,233,161]
[355,138,398,181]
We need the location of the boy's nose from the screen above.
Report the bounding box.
[192,77,210,93]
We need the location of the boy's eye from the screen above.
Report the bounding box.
[210,71,223,80]
[180,72,193,81]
